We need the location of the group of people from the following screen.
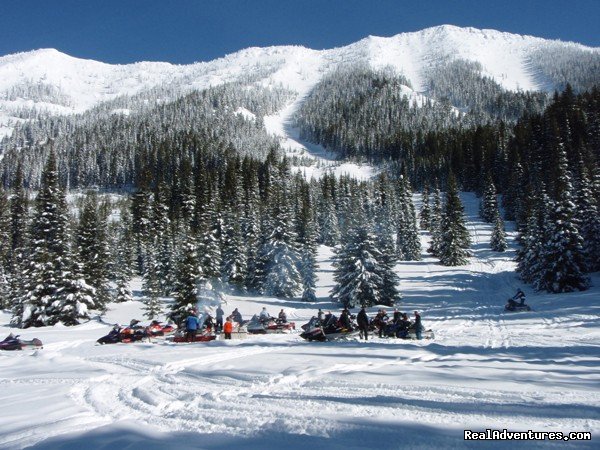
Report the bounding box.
[358,307,423,340]
[184,306,289,341]
[313,307,424,340]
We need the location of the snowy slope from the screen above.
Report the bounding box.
[1,193,598,449]
[1,25,598,142]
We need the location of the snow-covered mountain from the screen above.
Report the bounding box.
[1,25,598,140]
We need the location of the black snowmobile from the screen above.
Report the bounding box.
[300,315,359,341]
[0,333,43,351]
[505,298,531,312]
[96,320,149,345]
[381,321,435,339]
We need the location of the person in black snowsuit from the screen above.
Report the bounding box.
[392,309,401,323]
[357,307,369,340]
[413,311,423,340]
[507,289,527,309]
[397,313,412,338]
[215,305,224,332]
[375,309,389,338]
[278,309,287,323]
[231,308,243,324]
[339,309,352,330]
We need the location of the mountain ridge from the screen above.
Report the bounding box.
[1,25,599,141]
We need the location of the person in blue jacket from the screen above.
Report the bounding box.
[185,310,201,342]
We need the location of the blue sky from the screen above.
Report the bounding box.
[1,0,598,64]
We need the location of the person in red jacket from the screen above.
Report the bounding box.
[223,317,233,340]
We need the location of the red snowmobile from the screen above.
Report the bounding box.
[146,320,177,338]
[171,328,217,343]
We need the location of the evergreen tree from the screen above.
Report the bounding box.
[197,191,222,281]
[517,186,551,284]
[297,186,318,302]
[151,183,174,295]
[480,175,499,223]
[0,185,10,269]
[113,206,135,302]
[396,175,421,261]
[12,151,71,327]
[438,175,471,266]
[490,214,508,252]
[260,205,302,298]
[170,240,201,323]
[331,223,395,308]
[77,191,112,308]
[0,265,9,309]
[536,148,589,293]
[576,165,600,272]
[220,207,247,290]
[142,251,162,313]
[56,259,96,325]
[419,184,431,230]
[115,276,133,303]
[427,187,443,255]
[241,178,262,292]
[319,198,340,246]
[9,164,28,272]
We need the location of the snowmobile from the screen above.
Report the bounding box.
[504,299,531,312]
[171,328,217,343]
[300,316,359,341]
[96,321,150,345]
[505,303,531,312]
[0,333,43,351]
[146,320,177,338]
[246,314,296,334]
[118,320,150,343]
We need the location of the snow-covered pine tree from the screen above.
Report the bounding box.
[319,197,340,246]
[438,174,472,266]
[56,259,96,325]
[331,223,393,308]
[9,164,28,272]
[297,184,318,302]
[131,187,153,275]
[419,184,431,230]
[516,186,551,284]
[575,164,600,272]
[490,213,508,252]
[427,186,443,255]
[170,240,202,323]
[77,191,112,308]
[151,183,175,295]
[260,198,302,298]
[113,206,135,302]
[142,251,162,318]
[220,207,247,290]
[480,174,499,223]
[241,175,262,292]
[536,148,589,293]
[12,150,71,328]
[0,185,10,269]
[396,175,421,261]
[502,158,524,222]
[115,276,133,304]
[372,176,401,304]
[0,265,9,310]
[197,188,222,282]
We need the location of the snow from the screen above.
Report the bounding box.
[1,193,598,449]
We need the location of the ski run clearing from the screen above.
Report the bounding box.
[0,193,598,450]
